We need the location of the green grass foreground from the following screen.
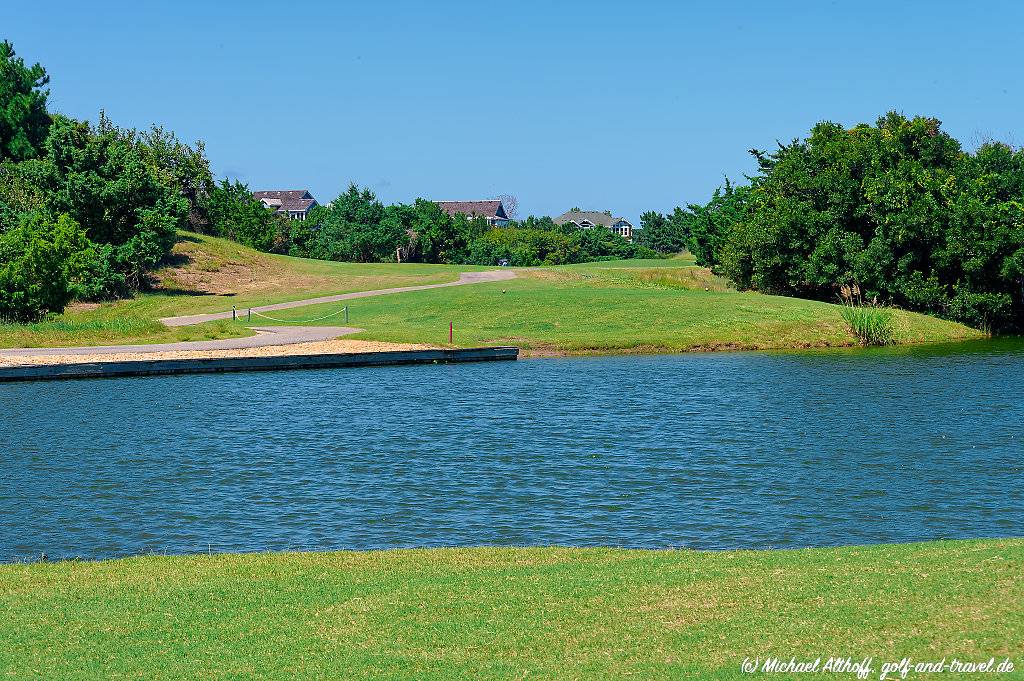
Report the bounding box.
[1,540,1021,679]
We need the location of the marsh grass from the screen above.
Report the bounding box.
[841,304,896,345]
[635,267,731,292]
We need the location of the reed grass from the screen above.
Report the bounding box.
[840,304,895,346]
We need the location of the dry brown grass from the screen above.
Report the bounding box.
[635,266,732,291]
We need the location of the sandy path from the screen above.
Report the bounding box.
[0,338,438,367]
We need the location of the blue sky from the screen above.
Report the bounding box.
[5,1,1022,222]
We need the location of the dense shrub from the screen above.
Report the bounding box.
[0,213,91,321]
[467,228,582,266]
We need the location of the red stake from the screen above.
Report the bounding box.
[449,321,453,344]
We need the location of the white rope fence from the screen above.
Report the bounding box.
[247,306,349,324]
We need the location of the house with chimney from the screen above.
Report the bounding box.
[253,190,318,220]
[434,200,510,227]
[554,209,635,241]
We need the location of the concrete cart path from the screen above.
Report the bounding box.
[160,269,517,327]
[0,327,360,357]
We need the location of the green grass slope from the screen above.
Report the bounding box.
[252,261,983,354]
[1,540,1020,679]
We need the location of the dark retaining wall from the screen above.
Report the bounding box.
[0,347,519,383]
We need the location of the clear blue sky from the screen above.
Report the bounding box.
[6,1,1022,223]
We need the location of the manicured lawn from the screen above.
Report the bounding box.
[250,264,983,354]
[1,540,1020,679]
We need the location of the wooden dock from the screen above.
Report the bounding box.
[0,347,519,382]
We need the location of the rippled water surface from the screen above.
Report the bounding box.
[2,339,1023,560]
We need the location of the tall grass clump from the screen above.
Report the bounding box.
[840,304,895,346]
[837,284,895,346]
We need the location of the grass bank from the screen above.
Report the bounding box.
[252,260,982,354]
[0,233,983,351]
[1,539,1020,679]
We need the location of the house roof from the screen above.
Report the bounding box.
[253,190,317,213]
[435,200,509,220]
[554,210,632,228]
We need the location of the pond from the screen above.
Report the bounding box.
[2,339,1022,560]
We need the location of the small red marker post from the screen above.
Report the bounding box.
[449,321,453,344]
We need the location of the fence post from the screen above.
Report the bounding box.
[232,306,236,321]
[344,306,349,324]
[248,308,251,322]
[449,321,453,344]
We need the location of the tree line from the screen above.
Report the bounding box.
[220,184,654,267]
[0,41,649,321]
[637,113,1024,332]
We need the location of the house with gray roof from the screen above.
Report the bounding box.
[554,210,635,241]
[435,200,510,227]
[253,190,318,221]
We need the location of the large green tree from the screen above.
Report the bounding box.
[676,180,750,267]
[0,41,50,162]
[305,184,407,263]
[206,179,286,252]
[36,113,189,291]
[636,210,687,254]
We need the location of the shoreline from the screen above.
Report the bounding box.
[4,535,1019,566]
[0,346,519,382]
[3,332,1011,365]
[513,334,1012,358]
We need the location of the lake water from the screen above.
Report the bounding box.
[2,340,1022,561]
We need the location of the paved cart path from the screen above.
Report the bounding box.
[160,270,517,327]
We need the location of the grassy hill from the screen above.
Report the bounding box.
[205,251,982,354]
[1,539,1020,678]
[0,232,984,351]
